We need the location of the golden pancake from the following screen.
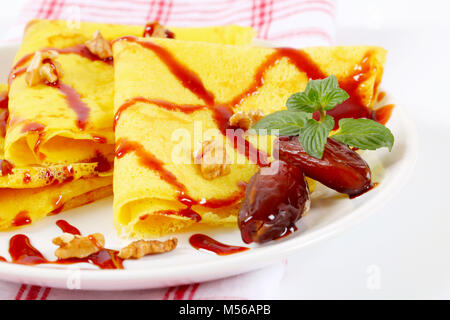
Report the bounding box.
[112,37,386,238]
[0,82,108,188]
[6,20,255,167]
[0,176,112,230]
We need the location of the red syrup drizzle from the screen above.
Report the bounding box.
[11,211,32,227]
[43,58,89,131]
[7,67,27,86]
[170,208,201,222]
[143,209,202,223]
[116,139,245,221]
[9,234,47,265]
[20,122,46,159]
[0,256,6,262]
[23,172,32,184]
[113,97,205,130]
[62,165,74,183]
[377,91,386,102]
[372,104,395,126]
[0,91,8,137]
[90,151,112,173]
[229,48,325,108]
[114,37,215,106]
[50,205,64,215]
[92,135,107,144]
[189,234,249,256]
[45,169,55,184]
[55,219,81,235]
[0,159,14,176]
[0,91,8,109]
[0,109,8,138]
[52,83,90,130]
[7,222,123,269]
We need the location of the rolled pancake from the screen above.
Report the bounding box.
[112,38,386,238]
[0,83,107,188]
[0,176,112,230]
[0,158,113,230]
[0,80,113,229]
[6,20,255,166]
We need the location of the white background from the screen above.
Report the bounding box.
[0,0,449,299]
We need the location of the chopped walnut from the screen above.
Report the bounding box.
[143,22,174,38]
[194,139,231,180]
[85,30,112,60]
[25,50,63,86]
[52,232,105,259]
[118,238,178,259]
[229,110,265,130]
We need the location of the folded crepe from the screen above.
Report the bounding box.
[112,37,386,238]
[6,19,255,167]
[0,138,112,230]
[0,175,112,230]
[0,83,113,230]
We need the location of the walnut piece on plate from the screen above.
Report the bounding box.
[52,232,105,259]
[85,30,113,60]
[229,110,264,130]
[118,238,178,259]
[194,139,231,180]
[25,50,63,86]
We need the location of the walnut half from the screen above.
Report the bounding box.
[229,110,264,130]
[85,30,113,60]
[143,22,175,38]
[118,238,178,259]
[25,51,63,87]
[52,233,105,259]
[194,139,231,180]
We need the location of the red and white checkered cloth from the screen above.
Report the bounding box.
[3,0,336,46]
[0,263,286,300]
[0,0,336,300]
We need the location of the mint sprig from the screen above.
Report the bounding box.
[252,75,394,159]
[332,118,394,151]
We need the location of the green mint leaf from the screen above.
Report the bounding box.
[252,110,312,136]
[286,75,349,113]
[321,87,350,111]
[331,118,395,151]
[298,115,335,159]
[286,91,317,113]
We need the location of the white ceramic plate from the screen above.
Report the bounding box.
[0,44,418,290]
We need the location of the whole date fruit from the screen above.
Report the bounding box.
[239,160,310,244]
[275,136,372,198]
